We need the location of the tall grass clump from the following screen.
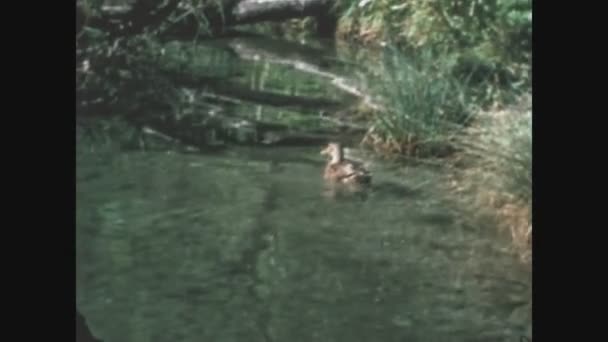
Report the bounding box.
[362,48,472,157]
[449,94,531,260]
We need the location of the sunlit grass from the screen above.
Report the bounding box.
[448,94,532,260]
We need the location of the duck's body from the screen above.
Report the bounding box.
[320,143,372,185]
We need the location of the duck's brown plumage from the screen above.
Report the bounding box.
[320,143,371,185]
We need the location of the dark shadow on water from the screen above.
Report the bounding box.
[77,171,102,182]
[415,212,455,226]
[370,181,422,199]
[118,142,230,156]
[77,309,102,342]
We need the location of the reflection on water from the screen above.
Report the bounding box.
[77,139,531,342]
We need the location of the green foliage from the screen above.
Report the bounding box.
[337,0,531,91]
[364,48,472,156]
[335,0,531,159]
[76,0,237,117]
[465,101,532,204]
[77,30,177,113]
[447,94,532,255]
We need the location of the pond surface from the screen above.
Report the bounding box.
[77,34,530,342]
[77,142,530,342]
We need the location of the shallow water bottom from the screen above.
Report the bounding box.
[76,143,531,342]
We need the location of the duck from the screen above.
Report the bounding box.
[320,142,372,185]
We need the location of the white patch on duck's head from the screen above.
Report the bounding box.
[320,142,344,164]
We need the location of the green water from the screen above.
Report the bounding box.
[77,138,530,342]
[77,31,530,341]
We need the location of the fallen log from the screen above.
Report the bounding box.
[224,36,385,111]
[228,0,333,26]
[89,0,336,36]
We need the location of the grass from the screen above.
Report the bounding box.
[329,0,531,259]
[361,48,472,157]
[448,94,532,261]
[334,0,532,99]
[353,47,531,261]
[359,48,532,260]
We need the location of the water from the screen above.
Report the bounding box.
[77,33,530,341]
[77,140,530,342]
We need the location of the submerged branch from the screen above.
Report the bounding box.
[162,69,344,110]
[226,37,385,111]
[210,82,343,110]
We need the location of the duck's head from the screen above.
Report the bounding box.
[320,142,344,164]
